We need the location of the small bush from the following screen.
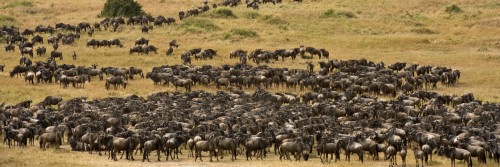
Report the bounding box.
[411,27,437,34]
[223,28,258,41]
[179,18,220,33]
[1,1,33,9]
[322,9,356,18]
[445,4,463,14]
[208,8,237,19]
[243,11,260,19]
[0,15,16,26]
[100,0,145,17]
[261,15,288,25]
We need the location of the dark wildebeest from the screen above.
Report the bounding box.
[437,146,472,167]
[111,136,140,161]
[0,64,4,72]
[166,47,173,56]
[413,148,425,167]
[194,139,218,162]
[5,44,15,52]
[42,96,62,109]
[130,46,143,54]
[20,47,34,57]
[39,131,63,150]
[105,76,127,90]
[10,65,28,77]
[142,137,165,162]
[51,50,63,60]
[172,78,193,92]
[36,47,46,56]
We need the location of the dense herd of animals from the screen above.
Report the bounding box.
[1,1,500,167]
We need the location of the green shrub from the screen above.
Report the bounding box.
[100,0,145,17]
[322,9,356,18]
[223,28,258,41]
[208,8,237,19]
[411,27,437,34]
[243,11,260,19]
[179,18,220,33]
[0,15,16,26]
[445,4,463,14]
[2,1,33,9]
[261,15,288,25]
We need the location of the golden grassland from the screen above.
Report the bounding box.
[0,0,499,104]
[0,0,499,166]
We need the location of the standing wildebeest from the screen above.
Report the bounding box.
[339,138,364,163]
[31,35,43,44]
[437,146,472,167]
[5,44,15,52]
[39,131,62,150]
[166,47,173,56]
[279,140,310,161]
[20,47,34,57]
[142,137,165,162]
[111,136,140,161]
[25,71,35,85]
[135,37,149,45]
[319,49,329,59]
[214,136,238,161]
[413,148,425,167]
[172,77,193,92]
[306,47,322,58]
[194,139,218,162]
[130,46,143,54]
[105,76,127,90]
[42,96,62,109]
[36,47,46,56]
[10,65,28,77]
[51,50,63,60]
[0,64,4,72]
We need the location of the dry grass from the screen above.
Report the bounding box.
[0,1,497,104]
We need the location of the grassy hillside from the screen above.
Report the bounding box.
[1,1,500,167]
[0,0,499,104]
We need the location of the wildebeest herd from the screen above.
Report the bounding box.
[1,1,500,167]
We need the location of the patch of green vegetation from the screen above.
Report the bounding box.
[478,46,488,52]
[261,15,288,25]
[223,28,258,40]
[321,9,356,18]
[100,0,145,17]
[445,4,463,14]
[179,18,220,33]
[242,11,260,19]
[411,27,437,34]
[205,8,237,19]
[1,1,33,9]
[0,15,16,26]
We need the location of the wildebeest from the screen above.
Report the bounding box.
[105,76,127,90]
[39,131,62,150]
[135,37,149,46]
[36,47,46,56]
[194,139,218,162]
[5,44,15,52]
[51,50,63,60]
[437,146,472,167]
[42,96,62,109]
[10,65,28,77]
[111,136,140,161]
[20,47,34,57]
[142,137,164,162]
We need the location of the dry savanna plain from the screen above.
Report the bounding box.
[0,0,500,167]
